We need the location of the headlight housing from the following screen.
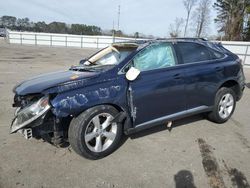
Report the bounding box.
[10,96,50,133]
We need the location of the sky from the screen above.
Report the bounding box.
[0,0,218,37]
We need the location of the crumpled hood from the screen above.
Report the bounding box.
[13,70,99,95]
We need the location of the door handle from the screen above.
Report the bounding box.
[173,73,181,80]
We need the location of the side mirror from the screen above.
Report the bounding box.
[125,67,140,81]
[79,59,87,65]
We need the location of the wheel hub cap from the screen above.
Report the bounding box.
[218,93,234,119]
[84,113,117,153]
[97,129,103,135]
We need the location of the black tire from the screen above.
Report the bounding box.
[207,87,236,123]
[68,105,123,160]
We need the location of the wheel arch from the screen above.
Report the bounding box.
[73,103,128,117]
[218,79,241,100]
[72,103,132,134]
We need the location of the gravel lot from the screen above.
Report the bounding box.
[0,39,250,188]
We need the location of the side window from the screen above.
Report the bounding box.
[211,50,225,59]
[177,42,214,64]
[133,43,176,71]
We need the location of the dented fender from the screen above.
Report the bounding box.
[50,79,129,118]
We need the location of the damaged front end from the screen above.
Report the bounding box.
[11,95,50,133]
[11,94,69,146]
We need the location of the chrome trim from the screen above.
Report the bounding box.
[135,106,209,129]
[117,42,228,76]
[18,128,33,140]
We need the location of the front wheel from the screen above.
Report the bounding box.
[68,105,122,159]
[207,87,236,123]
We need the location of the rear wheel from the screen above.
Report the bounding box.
[207,87,236,123]
[68,105,122,159]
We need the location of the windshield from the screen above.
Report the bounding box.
[84,44,138,67]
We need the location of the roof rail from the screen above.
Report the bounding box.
[178,37,207,41]
[112,40,148,45]
[155,37,208,41]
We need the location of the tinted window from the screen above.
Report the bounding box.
[133,43,176,71]
[212,50,225,59]
[177,42,215,64]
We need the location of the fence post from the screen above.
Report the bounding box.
[50,35,52,47]
[65,36,67,47]
[97,38,99,48]
[81,37,83,48]
[112,30,115,43]
[6,29,10,44]
[20,33,22,45]
[244,45,249,65]
[35,34,37,46]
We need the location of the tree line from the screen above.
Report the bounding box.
[0,15,102,35]
[0,15,145,38]
[169,0,250,41]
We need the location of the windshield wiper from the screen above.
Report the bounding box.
[70,64,116,72]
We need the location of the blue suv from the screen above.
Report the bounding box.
[11,39,245,159]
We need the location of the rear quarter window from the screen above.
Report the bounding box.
[212,50,225,59]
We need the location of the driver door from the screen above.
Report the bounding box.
[128,42,186,126]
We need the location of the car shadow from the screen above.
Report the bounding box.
[174,170,197,188]
[130,114,204,139]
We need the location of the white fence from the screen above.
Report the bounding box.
[6,30,140,49]
[6,30,250,66]
[219,41,250,66]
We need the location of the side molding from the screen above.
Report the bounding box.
[126,106,212,134]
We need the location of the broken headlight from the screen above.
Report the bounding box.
[10,96,50,133]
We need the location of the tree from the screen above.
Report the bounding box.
[0,16,17,28]
[134,32,139,38]
[16,17,31,31]
[47,22,68,33]
[70,24,102,35]
[183,0,197,37]
[214,0,250,40]
[193,0,211,37]
[115,30,123,37]
[169,18,184,38]
[243,6,250,40]
[34,21,48,32]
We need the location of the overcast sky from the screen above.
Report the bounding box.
[0,0,218,37]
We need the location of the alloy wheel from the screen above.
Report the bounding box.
[218,93,234,119]
[84,113,117,152]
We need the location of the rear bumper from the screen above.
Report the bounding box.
[237,84,245,101]
[236,67,245,101]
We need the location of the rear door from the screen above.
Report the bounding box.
[174,42,226,109]
[128,42,187,126]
